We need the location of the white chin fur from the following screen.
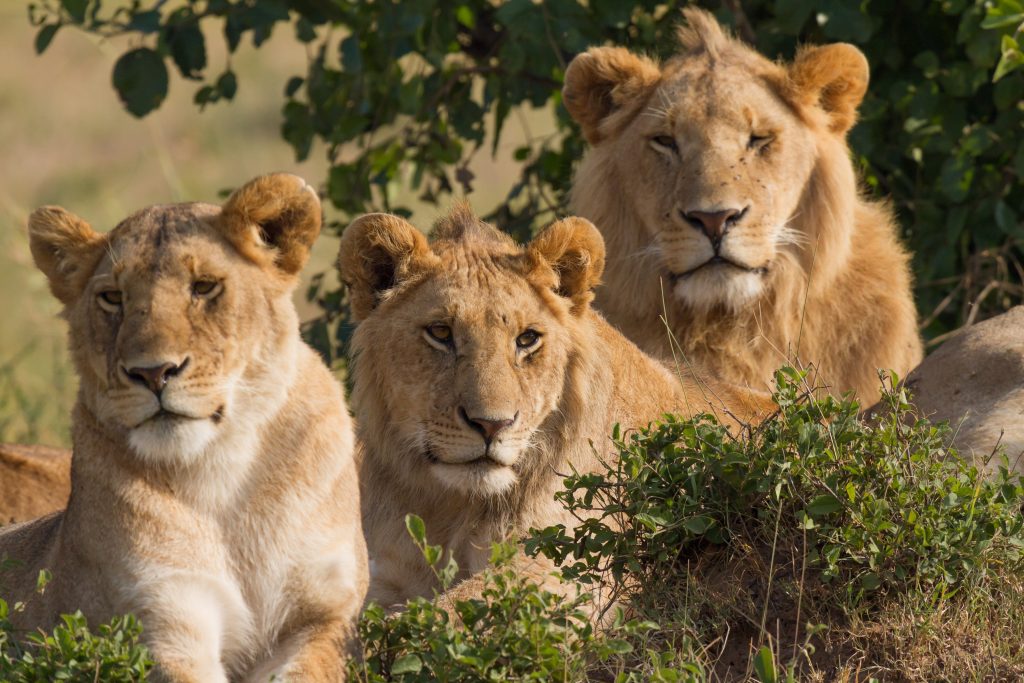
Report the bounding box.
[128,417,219,466]
[430,462,518,496]
[674,267,764,312]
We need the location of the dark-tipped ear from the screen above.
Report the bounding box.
[338,213,434,321]
[28,206,105,305]
[788,44,869,135]
[529,216,605,314]
[220,173,322,276]
[563,47,661,145]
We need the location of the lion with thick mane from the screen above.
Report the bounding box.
[0,174,367,682]
[338,205,772,606]
[563,8,922,404]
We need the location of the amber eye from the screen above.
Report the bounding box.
[98,290,123,308]
[192,279,221,298]
[515,329,541,350]
[425,323,453,345]
[748,133,774,151]
[651,135,678,152]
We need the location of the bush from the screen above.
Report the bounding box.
[527,368,1024,607]
[0,599,151,682]
[350,515,703,682]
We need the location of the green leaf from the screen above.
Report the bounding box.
[406,513,427,544]
[455,5,475,29]
[60,0,88,23]
[995,200,1019,235]
[994,35,1024,81]
[981,12,1024,30]
[34,23,59,54]
[217,70,237,99]
[682,515,714,535]
[112,47,169,117]
[806,494,843,518]
[860,572,882,590]
[168,21,207,79]
[391,653,423,674]
[752,645,777,683]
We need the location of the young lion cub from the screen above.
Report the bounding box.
[0,174,367,682]
[338,205,771,608]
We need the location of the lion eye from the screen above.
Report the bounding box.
[515,329,541,350]
[98,290,123,308]
[192,279,222,298]
[425,323,453,345]
[651,135,678,152]
[748,133,774,151]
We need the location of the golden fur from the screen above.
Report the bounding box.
[338,206,772,607]
[0,174,368,682]
[0,444,71,525]
[563,8,922,404]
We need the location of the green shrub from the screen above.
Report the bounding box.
[349,515,703,682]
[527,368,1024,606]
[0,600,151,682]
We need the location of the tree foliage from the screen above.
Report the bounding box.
[27,0,1024,358]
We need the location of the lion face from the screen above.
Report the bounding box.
[340,208,604,497]
[29,174,322,466]
[608,68,816,310]
[564,9,869,312]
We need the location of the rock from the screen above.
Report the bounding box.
[903,306,1024,475]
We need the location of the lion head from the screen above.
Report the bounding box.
[28,173,322,466]
[562,9,921,402]
[564,8,869,312]
[339,205,604,497]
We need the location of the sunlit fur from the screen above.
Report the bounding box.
[564,8,922,404]
[0,174,368,682]
[0,444,71,525]
[338,205,774,610]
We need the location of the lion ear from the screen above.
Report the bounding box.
[788,43,869,135]
[563,47,661,145]
[338,213,434,321]
[529,216,605,314]
[219,173,322,276]
[28,206,106,305]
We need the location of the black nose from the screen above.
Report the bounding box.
[125,359,188,395]
[459,408,518,445]
[683,207,746,246]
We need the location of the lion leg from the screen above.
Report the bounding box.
[133,573,247,683]
[250,619,355,683]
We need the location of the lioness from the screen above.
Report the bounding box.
[0,174,368,682]
[0,444,71,525]
[338,205,771,607]
[563,8,922,404]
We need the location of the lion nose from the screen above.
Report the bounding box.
[459,408,518,445]
[683,207,746,246]
[125,358,189,395]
